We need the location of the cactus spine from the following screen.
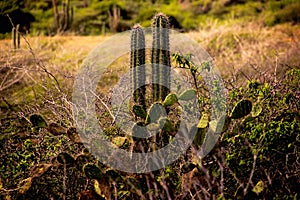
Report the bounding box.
[151,13,171,102]
[130,25,146,109]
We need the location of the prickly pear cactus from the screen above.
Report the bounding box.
[197,113,209,129]
[162,93,178,107]
[193,113,209,147]
[112,136,127,147]
[145,102,166,124]
[132,104,147,119]
[178,88,196,101]
[158,117,175,135]
[83,163,103,180]
[193,126,206,147]
[230,99,252,119]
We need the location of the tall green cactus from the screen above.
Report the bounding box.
[16,24,20,49]
[12,24,21,50]
[12,26,16,50]
[151,13,171,102]
[130,25,146,109]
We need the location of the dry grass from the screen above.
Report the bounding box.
[189,21,300,79]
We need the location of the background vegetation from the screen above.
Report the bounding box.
[0,0,299,199]
[1,0,300,37]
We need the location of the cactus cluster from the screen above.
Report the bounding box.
[129,13,255,151]
[130,13,171,108]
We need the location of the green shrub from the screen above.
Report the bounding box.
[264,1,300,26]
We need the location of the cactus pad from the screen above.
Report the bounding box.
[178,89,196,101]
[83,163,103,180]
[158,117,174,134]
[192,125,206,147]
[146,103,166,124]
[163,93,178,107]
[112,136,127,147]
[230,99,252,119]
[132,104,147,119]
[197,113,209,129]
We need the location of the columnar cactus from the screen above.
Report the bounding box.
[12,26,16,49]
[130,25,146,109]
[16,24,20,49]
[151,13,171,102]
[12,24,21,50]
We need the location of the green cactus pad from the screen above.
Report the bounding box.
[197,113,209,129]
[132,121,146,137]
[29,114,47,128]
[230,99,252,119]
[132,105,147,119]
[146,103,166,123]
[178,89,196,101]
[158,117,174,134]
[209,120,219,133]
[209,114,228,133]
[83,163,103,180]
[192,125,206,147]
[202,129,217,153]
[147,123,160,131]
[251,103,263,117]
[163,93,178,107]
[112,136,127,147]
